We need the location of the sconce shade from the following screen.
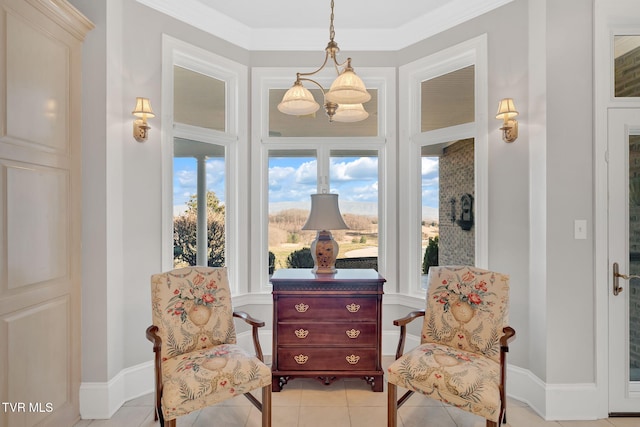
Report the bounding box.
[325,70,371,104]
[333,103,369,122]
[302,193,349,231]
[132,97,155,118]
[495,97,519,143]
[495,98,518,120]
[277,82,321,116]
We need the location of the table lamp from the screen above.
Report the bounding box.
[301,193,349,274]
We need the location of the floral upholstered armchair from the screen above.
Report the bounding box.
[387,266,515,427]
[146,267,271,427]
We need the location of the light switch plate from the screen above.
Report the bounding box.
[574,220,587,240]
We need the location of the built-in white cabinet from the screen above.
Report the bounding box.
[0,1,92,425]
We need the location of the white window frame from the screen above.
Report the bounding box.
[161,35,249,294]
[398,34,489,298]
[250,67,397,293]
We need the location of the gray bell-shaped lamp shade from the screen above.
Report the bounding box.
[302,194,349,231]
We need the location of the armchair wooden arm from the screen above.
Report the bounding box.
[233,311,266,362]
[497,326,516,426]
[392,310,425,360]
[146,325,164,423]
[501,326,516,351]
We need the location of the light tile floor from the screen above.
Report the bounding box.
[74,357,639,427]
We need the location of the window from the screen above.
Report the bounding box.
[265,148,380,275]
[251,67,395,291]
[162,36,248,293]
[398,35,488,296]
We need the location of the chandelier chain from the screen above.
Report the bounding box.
[329,0,335,42]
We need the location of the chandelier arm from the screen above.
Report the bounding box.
[331,56,351,74]
[295,51,332,79]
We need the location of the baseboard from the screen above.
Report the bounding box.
[79,361,154,419]
[506,364,602,420]
[79,330,604,421]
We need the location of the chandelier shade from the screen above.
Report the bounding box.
[333,103,369,123]
[277,82,321,116]
[325,70,371,104]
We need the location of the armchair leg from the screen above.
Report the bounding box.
[262,384,272,427]
[486,421,497,427]
[387,382,398,427]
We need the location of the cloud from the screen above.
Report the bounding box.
[294,160,318,184]
[422,157,439,174]
[331,157,378,181]
[268,163,316,202]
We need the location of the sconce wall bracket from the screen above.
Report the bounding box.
[133,119,151,143]
[500,119,518,143]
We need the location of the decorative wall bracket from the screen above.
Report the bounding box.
[456,193,474,231]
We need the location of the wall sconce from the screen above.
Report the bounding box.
[132,97,155,142]
[495,98,518,143]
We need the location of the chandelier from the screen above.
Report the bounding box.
[277,0,371,123]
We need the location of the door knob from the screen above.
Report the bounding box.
[612,262,639,296]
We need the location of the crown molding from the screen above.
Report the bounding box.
[137,0,513,51]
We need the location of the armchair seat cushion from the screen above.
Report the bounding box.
[387,342,501,422]
[161,343,271,420]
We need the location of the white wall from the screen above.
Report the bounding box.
[70,0,603,419]
[545,0,595,385]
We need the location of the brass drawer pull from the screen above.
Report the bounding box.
[346,303,360,313]
[294,354,309,364]
[346,354,360,365]
[295,303,309,312]
[294,329,309,339]
[345,329,360,339]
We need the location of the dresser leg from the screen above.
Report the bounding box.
[371,375,384,392]
[271,376,282,392]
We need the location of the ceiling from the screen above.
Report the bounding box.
[137,0,513,50]
[156,0,504,138]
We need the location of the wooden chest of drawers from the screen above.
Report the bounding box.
[271,269,385,392]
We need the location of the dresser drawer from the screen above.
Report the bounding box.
[277,296,377,321]
[277,322,377,346]
[277,348,377,371]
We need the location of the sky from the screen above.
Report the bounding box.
[173,155,440,219]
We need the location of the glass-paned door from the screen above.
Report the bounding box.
[608,108,640,415]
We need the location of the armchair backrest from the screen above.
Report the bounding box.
[421,266,509,363]
[150,267,236,361]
